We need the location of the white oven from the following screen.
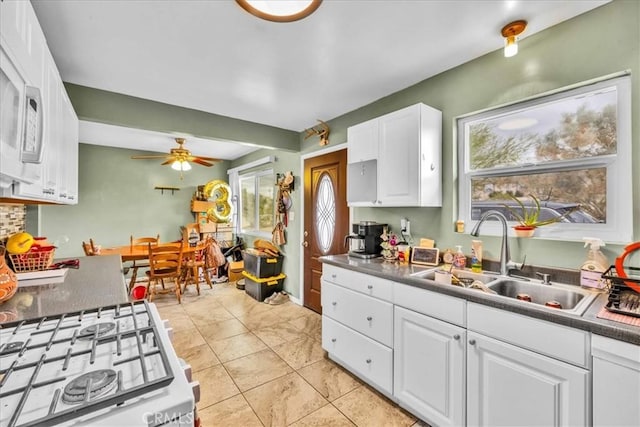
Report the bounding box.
[0,45,44,189]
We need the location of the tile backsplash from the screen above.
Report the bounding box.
[0,204,26,241]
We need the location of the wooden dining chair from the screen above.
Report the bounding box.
[145,242,183,303]
[181,240,213,295]
[128,234,159,290]
[82,239,99,256]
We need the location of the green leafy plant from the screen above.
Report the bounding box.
[503,194,579,228]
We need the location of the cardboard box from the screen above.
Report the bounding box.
[191,200,215,213]
[229,261,244,283]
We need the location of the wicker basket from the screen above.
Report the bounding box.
[9,248,55,272]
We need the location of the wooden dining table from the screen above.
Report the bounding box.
[98,242,198,291]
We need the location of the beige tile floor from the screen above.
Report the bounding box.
[153,281,430,427]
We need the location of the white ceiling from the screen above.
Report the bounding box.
[31,0,609,157]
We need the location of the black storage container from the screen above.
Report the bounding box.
[242,271,286,301]
[243,251,283,278]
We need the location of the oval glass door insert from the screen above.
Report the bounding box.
[315,173,336,254]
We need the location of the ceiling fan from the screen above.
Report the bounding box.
[131,137,222,172]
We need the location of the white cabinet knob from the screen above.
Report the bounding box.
[366,316,372,321]
[469,339,476,345]
[331,338,336,343]
[367,284,373,290]
[332,301,337,306]
[453,334,460,340]
[366,358,372,364]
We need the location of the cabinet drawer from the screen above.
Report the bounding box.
[322,265,393,302]
[322,316,393,395]
[394,282,466,327]
[322,281,393,346]
[468,303,589,368]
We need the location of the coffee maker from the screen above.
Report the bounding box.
[345,221,387,259]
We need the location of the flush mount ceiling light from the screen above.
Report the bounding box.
[501,20,527,58]
[236,0,322,22]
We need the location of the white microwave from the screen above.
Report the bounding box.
[0,46,44,188]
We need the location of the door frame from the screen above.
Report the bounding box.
[298,143,351,306]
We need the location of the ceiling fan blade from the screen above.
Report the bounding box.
[191,158,214,167]
[193,156,222,162]
[131,155,169,159]
[160,159,174,166]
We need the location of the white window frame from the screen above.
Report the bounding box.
[238,168,274,237]
[457,73,632,243]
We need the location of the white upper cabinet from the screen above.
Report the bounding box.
[347,118,378,163]
[0,0,79,204]
[347,103,442,207]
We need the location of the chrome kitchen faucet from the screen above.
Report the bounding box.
[470,210,524,276]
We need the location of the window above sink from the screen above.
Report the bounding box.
[456,73,632,243]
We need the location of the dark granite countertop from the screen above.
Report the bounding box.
[320,254,640,346]
[0,255,129,324]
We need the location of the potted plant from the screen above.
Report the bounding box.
[503,194,579,237]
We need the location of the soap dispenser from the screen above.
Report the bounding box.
[453,245,466,269]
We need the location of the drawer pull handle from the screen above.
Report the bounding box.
[366,316,372,321]
[469,339,476,345]
[366,358,372,364]
[331,338,336,343]
[367,285,373,290]
[332,301,337,306]
[453,334,460,340]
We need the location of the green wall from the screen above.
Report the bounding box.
[38,144,230,258]
[301,0,639,270]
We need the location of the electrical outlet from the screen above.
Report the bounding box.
[401,218,410,235]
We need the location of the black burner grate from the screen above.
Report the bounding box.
[0,300,175,427]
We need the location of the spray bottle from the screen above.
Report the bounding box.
[580,237,609,290]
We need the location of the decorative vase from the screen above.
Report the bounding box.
[513,226,536,238]
[0,248,18,304]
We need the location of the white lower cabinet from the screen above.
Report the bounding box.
[592,334,640,426]
[394,306,465,427]
[467,331,590,427]
[321,267,394,396]
[322,316,393,395]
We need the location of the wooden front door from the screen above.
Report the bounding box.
[303,149,348,313]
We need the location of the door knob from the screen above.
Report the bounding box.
[302,241,308,247]
[304,231,308,237]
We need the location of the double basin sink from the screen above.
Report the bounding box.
[410,268,599,316]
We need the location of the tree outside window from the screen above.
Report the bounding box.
[458,74,631,242]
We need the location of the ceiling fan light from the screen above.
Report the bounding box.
[171,160,191,171]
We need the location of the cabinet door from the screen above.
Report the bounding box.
[377,105,421,206]
[347,118,378,163]
[592,335,640,427]
[57,88,78,204]
[467,332,589,427]
[394,306,465,427]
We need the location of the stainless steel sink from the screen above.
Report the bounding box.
[486,279,598,315]
[410,268,498,285]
